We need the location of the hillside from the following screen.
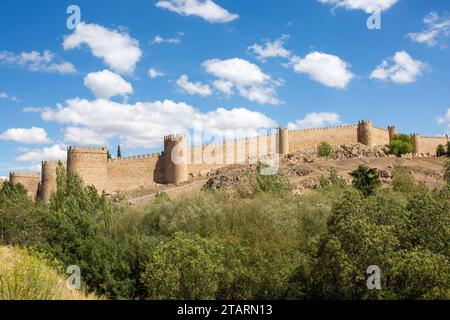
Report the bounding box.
[0,246,97,300]
[127,143,447,206]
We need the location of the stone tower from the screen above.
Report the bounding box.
[278,127,290,155]
[412,134,421,155]
[358,120,374,147]
[163,134,188,186]
[9,172,40,200]
[38,161,60,203]
[67,146,108,192]
[388,126,397,144]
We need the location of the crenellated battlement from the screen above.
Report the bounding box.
[108,153,161,162]
[9,172,40,178]
[67,146,108,153]
[288,124,358,133]
[9,119,449,200]
[164,134,186,142]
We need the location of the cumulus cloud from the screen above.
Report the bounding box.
[0,127,51,144]
[288,112,342,130]
[318,0,398,13]
[407,12,450,47]
[370,51,426,84]
[249,35,292,61]
[291,52,354,89]
[156,0,239,23]
[148,68,165,78]
[0,50,76,74]
[16,144,67,164]
[63,23,142,75]
[38,98,277,148]
[203,58,282,104]
[84,70,133,99]
[176,75,212,97]
[152,32,184,44]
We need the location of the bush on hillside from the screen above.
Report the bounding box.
[388,134,413,156]
[317,142,333,159]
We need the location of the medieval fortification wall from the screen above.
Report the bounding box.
[8,120,449,202]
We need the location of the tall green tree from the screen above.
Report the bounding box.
[117,145,122,159]
[350,165,381,197]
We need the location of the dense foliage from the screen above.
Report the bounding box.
[0,162,449,300]
[317,142,333,159]
[388,134,414,156]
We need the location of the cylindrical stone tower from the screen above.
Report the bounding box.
[412,134,421,155]
[388,126,397,145]
[278,127,289,155]
[9,172,40,200]
[38,161,60,203]
[358,120,374,147]
[67,146,108,192]
[163,134,188,186]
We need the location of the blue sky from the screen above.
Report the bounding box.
[0,0,450,177]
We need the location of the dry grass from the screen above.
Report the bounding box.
[0,246,98,300]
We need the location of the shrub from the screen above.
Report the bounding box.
[445,161,450,185]
[436,144,446,157]
[319,168,347,189]
[388,134,413,156]
[392,162,417,194]
[0,246,95,300]
[317,142,333,159]
[350,165,381,197]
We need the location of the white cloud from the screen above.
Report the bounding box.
[288,112,342,130]
[38,98,277,148]
[0,50,76,74]
[16,144,67,164]
[407,12,450,47]
[318,0,398,13]
[213,79,234,95]
[84,70,133,99]
[370,51,426,84]
[64,127,110,145]
[249,35,292,61]
[156,0,239,23]
[148,68,165,78]
[152,32,184,44]
[203,58,269,85]
[63,23,142,75]
[176,74,212,97]
[0,92,20,102]
[291,52,354,89]
[0,127,51,144]
[438,108,450,132]
[203,58,282,104]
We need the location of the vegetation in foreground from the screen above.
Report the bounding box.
[0,162,449,300]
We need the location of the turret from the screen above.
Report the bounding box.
[38,161,62,203]
[412,134,421,155]
[358,120,374,147]
[67,146,108,192]
[163,134,188,186]
[277,127,289,155]
[388,126,397,145]
[9,172,40,200]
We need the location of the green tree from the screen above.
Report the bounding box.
[447,142,450,157]
[350,165,382,197]
[117,145,122,159]
[107,150,112,160]
[388,134,413,156]
[317,142,333,159]
[392,162,417,194]
[436,144,446,157]
[141,232,226,300]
